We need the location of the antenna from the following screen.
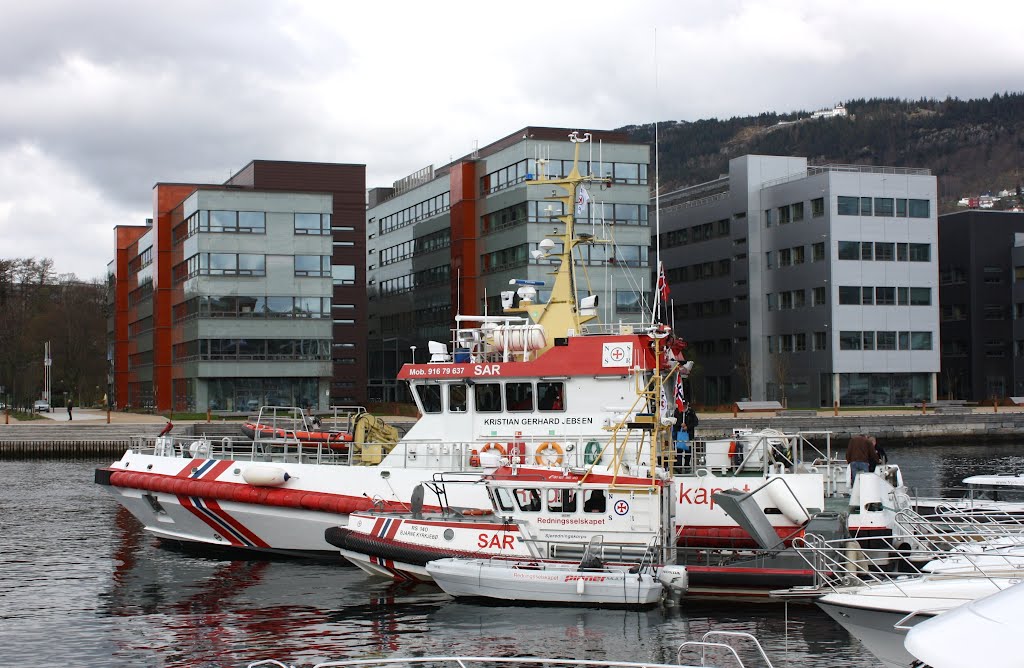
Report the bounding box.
[653,27,662,326]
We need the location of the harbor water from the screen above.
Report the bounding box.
[2,442,1021,668]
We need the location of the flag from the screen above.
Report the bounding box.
[674,375,686,412]
[575,185,590,215]
[656,261,670,302]
[660,384,670,416]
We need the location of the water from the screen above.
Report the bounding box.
[1,443,1021,668]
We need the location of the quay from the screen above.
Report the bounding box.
[1,406,1023,457]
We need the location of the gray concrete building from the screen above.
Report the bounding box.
[365,127,651,402]
[658,156,939,407]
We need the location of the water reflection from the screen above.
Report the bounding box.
[7,449,1024,667]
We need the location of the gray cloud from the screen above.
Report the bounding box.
[0,0,1021,279]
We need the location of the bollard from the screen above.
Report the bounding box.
[921,401,926,415]
[106,409,110,424]
[733,403,738,418]
[833,401,838,417]
[994,397,998,413]
[207,408,212,423]
[4,409,7,425]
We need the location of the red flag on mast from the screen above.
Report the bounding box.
[657,261,670,302]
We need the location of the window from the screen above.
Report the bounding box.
[538,382,564,411]
[764,208,774,226]
[547,489,577,513]
[839,331,862,350]
[813,331,827,351]
[861,286,874,305]
[811,197,825,217]
[778,205,791,225]
[875,287,895,305]
[295,255,330,277]
[839,286,861,305]
[793,246,806,265]
[895,199,907,216]
[765,251,774,269]
[792,202,804,222]
[295,213,330,235]
[780,292,793,310]
[793,289,806,308]
[781,334,793,352]
[875,242,895,261]
[862,331,875,350]
[910,288,931,306]
[838,241,859,260]
[909,243,931,262]
[911,331,933,350]
[984,304,1006,320]
[860,197,873,216]
[877,331,897,350]
[766,293,777,311]
[908,199,930,218]
[837,196,859,215]
[898,287,909,306]
[898,331,910,350]
[812,242,826,262]
[779,248,792,267]
[874,198,894,217]
[332,264,355,285]
[506,382,534,412]
[897,243,908,261]
[860,242,874,261]
[474,383,501,412]
[448,384,467,412]
[795,333,807,352]
[813,286,827,306]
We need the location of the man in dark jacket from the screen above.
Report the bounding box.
[846,434,878,481]
[683,405,698,441]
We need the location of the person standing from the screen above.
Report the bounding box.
[869,436,887,472]
[846,434,878,481]
[67,399,73,421]
[683,404,698,441]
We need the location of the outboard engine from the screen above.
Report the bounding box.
[658,565,689,606]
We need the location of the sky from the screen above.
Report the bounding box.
[1,0,1021,280]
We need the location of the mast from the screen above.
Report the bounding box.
[504,131,610,349]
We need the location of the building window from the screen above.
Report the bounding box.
[910,331,932,350]
[860,242,874,261]
[793,289,806,308]
[875,242,895,261]
[765,251,774,269]
[764,209,774,227]
[811,197,825,217]
[874,198,894,217]
[795,332,807,352]
[875,331,895,350]
[838,241,859,260]
[778,248,792,267]
[909,243,931,262]
[908,199,930,218]
[332,264,355,285]
[294,255,331,277]
[895,199,908,216]
[793,246,806,264]
[778,205,791,225]
[813,286,826,306]
[860,197,873,216]
[861,287,874,305]
[862,331,875,350]
[875,287,895,306]
[295,213,331,235]
[839,331,862,350]
[813,331,827,351]
[792,202,804,222]
[766,293,777,311]
[812,241,826,262]
[780,292,793,310]
[839,286,861,305]
[837,196,859,215]
[910,288,931,306]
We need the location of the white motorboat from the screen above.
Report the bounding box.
[903,580,1024,668]
[911,473,1024,517]
[425,545,671,609]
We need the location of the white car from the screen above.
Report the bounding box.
[33,400,51,412]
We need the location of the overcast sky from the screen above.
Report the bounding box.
[1,0,1020,280]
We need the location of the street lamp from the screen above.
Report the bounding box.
[410,345,417,364]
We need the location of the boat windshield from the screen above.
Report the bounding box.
[970,485,1024,503]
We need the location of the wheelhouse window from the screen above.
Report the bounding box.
[583,489,606,513]
[514,488,542,512]
[547,489,577,513]
[506,382,533,412]
[448,384,467,412]
[474,383,501,412]
[538,382,564,411]
[415,384,442,413]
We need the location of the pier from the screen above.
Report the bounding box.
[2,407,1023,457]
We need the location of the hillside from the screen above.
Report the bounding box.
[621,93,1024,213]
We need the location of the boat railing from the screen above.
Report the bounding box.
[249,646,766,668]
[788,530,1024,596]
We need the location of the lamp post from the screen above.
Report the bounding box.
[410,346,417,364]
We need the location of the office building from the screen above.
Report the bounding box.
[108,161,366,412]
[365,127,651,401]
[658,156,939,407]
[938,209,1024,400]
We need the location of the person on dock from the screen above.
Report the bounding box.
[845,433,878,481]
[67,400,73,421]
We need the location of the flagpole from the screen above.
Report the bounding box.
[653,27,661,327]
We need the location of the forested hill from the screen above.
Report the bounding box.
[620,92,1024,213]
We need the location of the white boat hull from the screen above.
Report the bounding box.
[426,558,664,608]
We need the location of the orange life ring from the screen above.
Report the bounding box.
[534,441,564,465]
[481,442,507,456]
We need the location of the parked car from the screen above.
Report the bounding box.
[33,399,51,412]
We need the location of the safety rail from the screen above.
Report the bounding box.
[787,527,1024,596]
[247,639,768,668]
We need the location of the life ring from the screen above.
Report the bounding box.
[584,440,603,465]
[535,442,564,465]
[481,442,507,456]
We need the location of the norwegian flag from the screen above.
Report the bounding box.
[674,375,686,412]
[656,261,670,302]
